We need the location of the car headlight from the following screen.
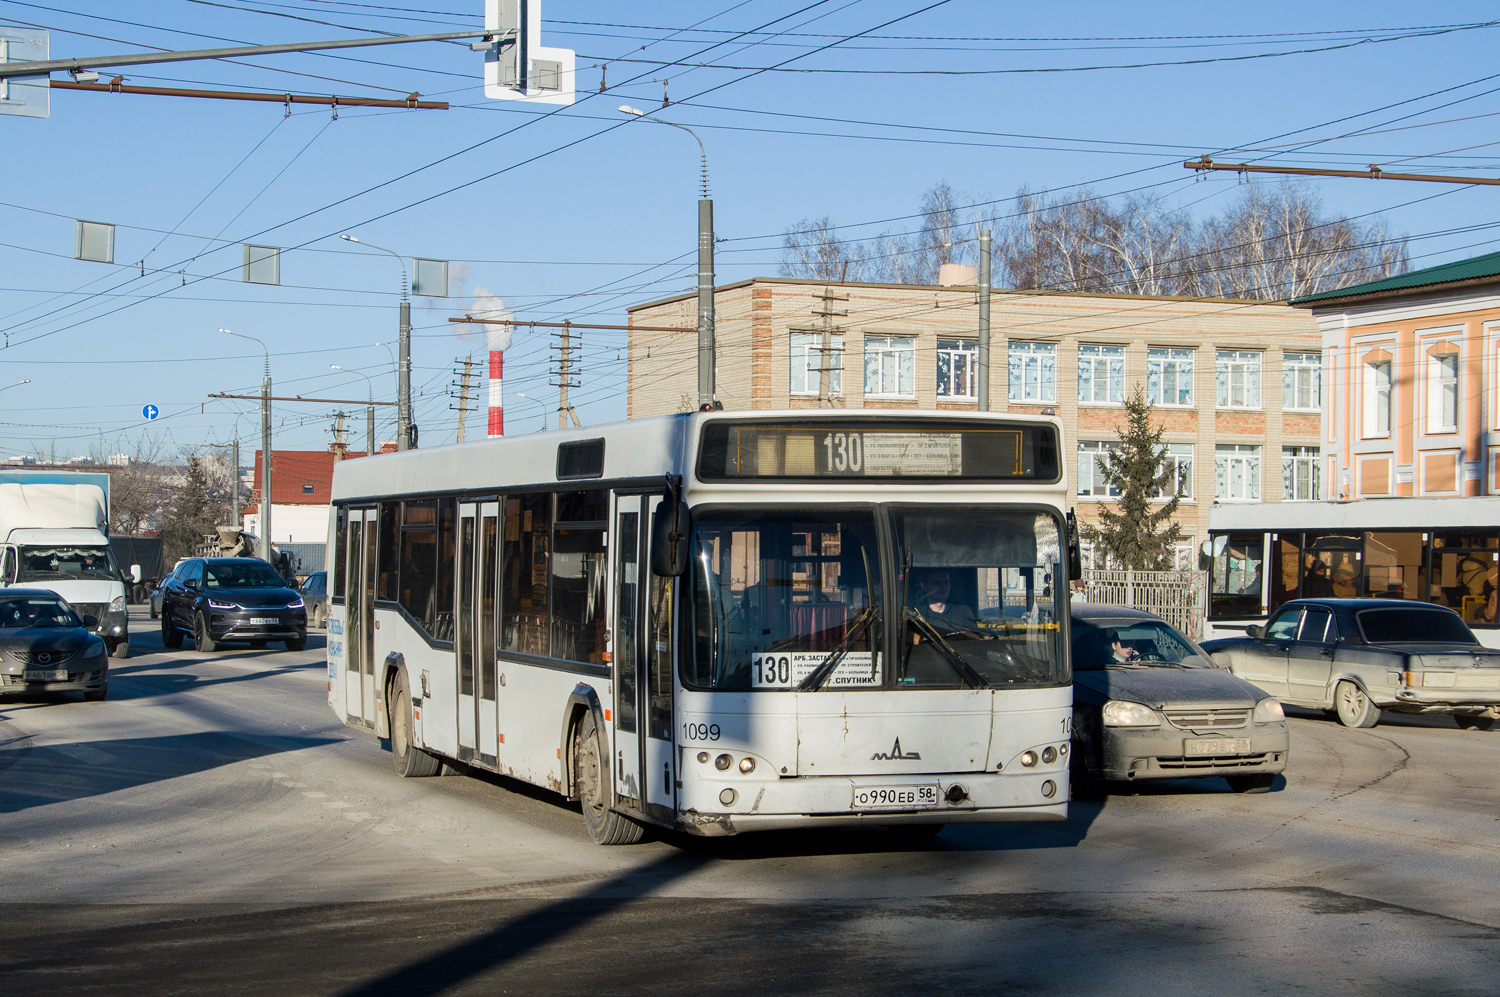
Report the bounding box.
[207,598,240,610]
[1102,700,1161,727]
[287,597,304,609]
[1253,698,1285,723]
[108,596,126,613]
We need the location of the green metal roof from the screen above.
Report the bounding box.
[1291,250,1500,306]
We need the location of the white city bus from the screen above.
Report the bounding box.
[1206,497,1500,648]
[326,410,1075,843]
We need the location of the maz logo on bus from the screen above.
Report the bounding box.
[822,432,863,473]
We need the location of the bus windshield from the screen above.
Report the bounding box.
[685,506,1066,691]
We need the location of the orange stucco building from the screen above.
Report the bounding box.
[1293,251,1500,500]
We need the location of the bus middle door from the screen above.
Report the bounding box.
[610,494,646,810]
[456,501,500,764]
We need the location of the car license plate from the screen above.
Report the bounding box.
[852,784,940,811]
[249,617,279,625]
[1184,737,1251,756]
[24,669,68,682]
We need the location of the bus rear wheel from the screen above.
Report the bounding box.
[391,671,440,778]
[573,711,644,845]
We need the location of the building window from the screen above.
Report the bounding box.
[1428,352,1459,433]
[790,332,843,397]
[1215,350,1262,408]
[1363,359,1392,438]
[1008,341,1056,402]
[937,338,978,398]
[863,335,915,398]
[1283,352,1322,411]
[1283,446,1321,500]
[1146,348,1194,407]
[1172,541,1196,571]
[1078,344,1125,404]
[1157,443,1194,499]
[1215,444,1261,501]
[1077,441,1121,497]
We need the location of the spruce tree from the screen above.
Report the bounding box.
[1078,384,1184,570]
[160,457,224,560]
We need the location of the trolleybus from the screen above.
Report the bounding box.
[326,410,1076,842]
[1206,496,1500,648]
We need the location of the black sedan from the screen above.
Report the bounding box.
[0,589,111,701]
[1070,604,1289,797]
[161,557,307,653]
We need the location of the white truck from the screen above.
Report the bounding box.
[0,471,135,658]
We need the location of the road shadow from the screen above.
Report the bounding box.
[0,731,337,814]
[1285,704,1493,733]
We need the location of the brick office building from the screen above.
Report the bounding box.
[627,277,1323,566]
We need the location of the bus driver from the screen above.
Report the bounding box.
[916,569,979,633]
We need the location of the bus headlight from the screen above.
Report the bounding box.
[714,753,732,771]
[1253,698,1285,723]
[738,757,755,774]
[1021,750,1038,767]
[1102,701,1160,727]
[1041,746,1057,764]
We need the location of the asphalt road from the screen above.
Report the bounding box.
[1,608,1497,996]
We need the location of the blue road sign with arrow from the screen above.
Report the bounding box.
[142,404,159,421]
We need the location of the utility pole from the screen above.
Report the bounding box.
[230,437,240,527]
[978,229,992,412]
[452,357,477,442]
[551,323,582,429]
[697,196,716,409]
[399,296,412,449]
[260,374,272,561]
[792,287,848,407]
[331,411,349,459]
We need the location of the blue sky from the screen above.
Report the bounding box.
[3,1,1500,459]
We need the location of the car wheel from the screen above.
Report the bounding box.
[161,613,183,649]
[284,636,307,652]
[573,710,644,845]
[150,604,158,620]
[390,670,440,778]
[1334,680,1380,728]
[1454,714,1497,731]
[110,641,129,660]
[84,683,107,702]
[1069,751,1106,800]
[1226,774,1277,793]
[194,612,218,654]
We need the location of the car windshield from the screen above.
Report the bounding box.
[1359,608,1477,644]
[683,505,1067,692]
[206,561,286,589]
[1071,618,1214,671]
[15,545,119,583]
[0,597,80,629]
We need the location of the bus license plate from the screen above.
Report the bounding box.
[249,617,279,625]
[1184,738,1251,756]
[25,669,68,682]
[852,784,940,811]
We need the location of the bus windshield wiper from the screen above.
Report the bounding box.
[798,606,881,692]
[902,609,990,690]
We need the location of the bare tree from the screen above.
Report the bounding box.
[779,216,866,281]
[88,436,174,535]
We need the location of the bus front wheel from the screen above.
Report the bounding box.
[391,671,440,778]
[573,711,644,846]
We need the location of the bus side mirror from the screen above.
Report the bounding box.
[651,499,692,577]
[1065,509,1083,580]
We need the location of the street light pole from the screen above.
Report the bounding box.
[343,236,413,450]
[515,392,548,432]
[332,365,376,456]
[221,328,272,562]
[620,105,716,409]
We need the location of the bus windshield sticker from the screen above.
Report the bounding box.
[751,651,880,689]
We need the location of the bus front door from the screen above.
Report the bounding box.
[457,502,478,760]
[611,495,646,809]
[345,507,378,728]
[644,497,676,822]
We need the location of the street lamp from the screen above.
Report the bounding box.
[0,379,31,393]
[619,104,716,409]
[515,391,548,432]
[221,327,273,562]
[331,364,376,457]
[342,235,413,450]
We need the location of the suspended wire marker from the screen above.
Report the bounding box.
[1185,155,1500,186]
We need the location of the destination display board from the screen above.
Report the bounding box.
[697,419,1059,483]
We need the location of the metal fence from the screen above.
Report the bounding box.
[1081,569,1209,640]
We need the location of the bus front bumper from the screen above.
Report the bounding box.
[675,769,1068,837]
